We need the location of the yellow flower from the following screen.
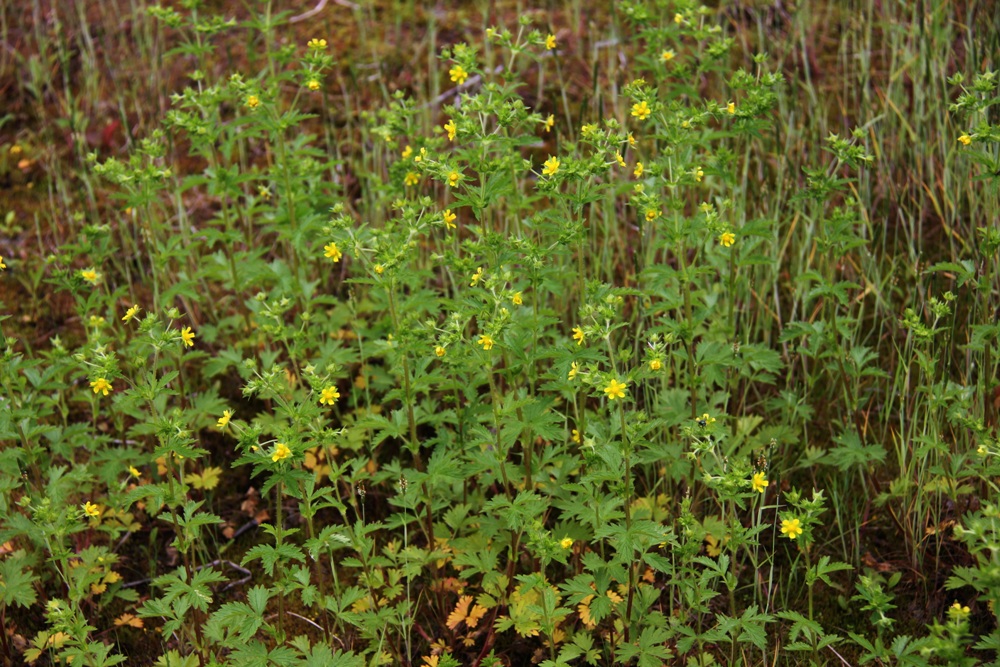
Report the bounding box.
[404,171,420,187]
[615,152,626,168]
[727,101,736,115]
[512,291,523,305]
[699,202,712,213]
[719,231,736,247]
[542,156,560,176]
[631,101,651,120]
[560,537,573,549]
[470,266,484,287]
[258,185,271,200]
[627,132,636,147]
[449,64,469,85]
[649,358,662,371]
[661,49,674,62]
[402,145,413,159]
[245,95,260,109]
[443,209,457,229]
[0,256,6,270]
[218,410,232,429]
[447,171,461,187]
[571,429,581,444]
[545,34,557,50]
[544,114,555,132]
[698,413,716,426]
[568,361,579,380]
[319,385,341,406]
[572,326,585,346]
[958,133,972,146]
[695,167,704,182]
[581,123,598,137]
[307,79,320,91]
[83,502,102,518]
[180,326,196,347]
[122,304,140,322]
[272,442,292,463]
[634,162,643,178]
[307,38,328,50]
[604,378,627,401]
[325,242,343,262]
[674,12,683,23]
[89,315,105,327]
[645,208,659,221]
[751,471,768,493]
[90,378,113,396]
[948,601,971,621]
[444,119,457,141]
[477,334,494,351]
[80,269,99,284]
[415,147,427,162]
[781,517,803,540]
[128,466,141,478]
[435,345,446,357]
[374,264,385,275]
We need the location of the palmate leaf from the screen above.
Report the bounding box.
[0,553,39,607]
[242,542,306,576]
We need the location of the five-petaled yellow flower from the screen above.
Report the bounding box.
[90,378,113,396]
[568,361,579,380]
[781,517,803,539]
[560,537,573,549]
[444,119,457,141]
[448,171,461,187]
[661,50,675,62]
[512,291,523,305]
[443,209,457,229]
[180,327,196,347]
[307,38,327,50]
[674,12,683,23]
[645,208,659,222]
[435,345,446,357]
[751,471,769,493]
[307,79,320,91]
[571,429,581,443]
[449,65,469,85]
[545,34,557,50]
[0,256,6,270]
[122,304,140,322]
[604,378,628,401]
[404,171,420,187]
[695,167,704,182]
[324,242,343,262]
[272,442,292,463]
[634,162,644,178]
[958,133,972,146]
[615,152,626,168]
[719,231,736,248]
[470,266,484,287]
[83,502,102,518]
[649,358,662,371]
[374,264,385,275]
[319,385,340,406]
[402,145,413,159]
[245,95,260,109]
[572,326,585,346]
[727,101,736,115]
[542,156,560,176]
[81,269,99,284]
[698,413,716,425]
[477,334,494,351]
[544,114,555,132]
[129,466,141,478]
[218,410,232,429]
[631,101,651,120]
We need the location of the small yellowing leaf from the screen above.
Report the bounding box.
[447,595,473,630]
[114,613,144,628]
[466,604,488,628]
[90,582,107,595]
[189,466,222,491]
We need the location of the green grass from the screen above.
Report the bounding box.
[0,1,998,666]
